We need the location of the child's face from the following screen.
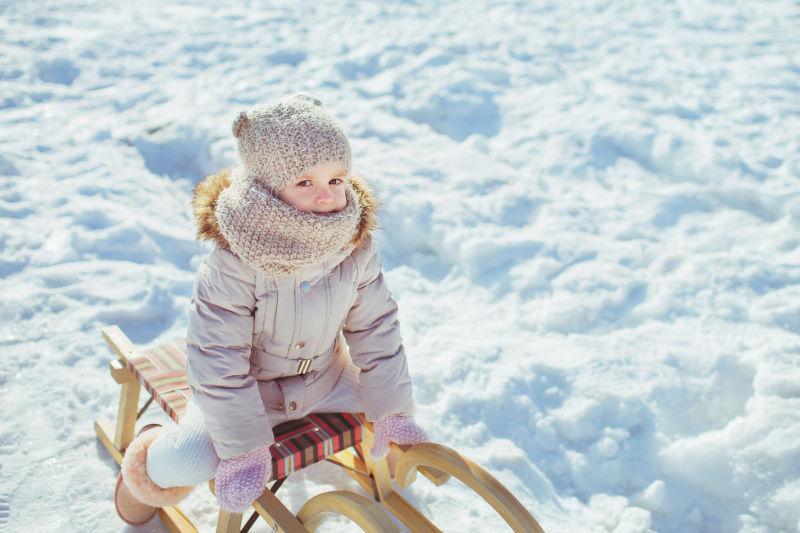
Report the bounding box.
[277,160,348,215]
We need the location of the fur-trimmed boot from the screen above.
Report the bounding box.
[115,425,194,525]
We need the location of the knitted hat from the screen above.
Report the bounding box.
[231,93,352,191]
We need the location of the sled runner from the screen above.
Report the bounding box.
[94,325,544,532]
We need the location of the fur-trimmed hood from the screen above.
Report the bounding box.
[191,169,378,252]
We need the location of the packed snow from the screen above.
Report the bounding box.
[1,1,799,532]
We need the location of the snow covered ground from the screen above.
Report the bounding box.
[1,1,799,531]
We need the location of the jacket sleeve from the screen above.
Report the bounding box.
[343,241,416,422]
[185,247,274,460]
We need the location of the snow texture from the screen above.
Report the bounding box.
[1,1,799,532]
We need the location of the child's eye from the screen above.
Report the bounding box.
[297,180,313,187]
[330,178,344,185]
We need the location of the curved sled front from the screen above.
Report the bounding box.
[297,490,399,532]
[395,443,544,533]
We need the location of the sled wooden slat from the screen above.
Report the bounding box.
[327,449,369,476]
[114,369,140,450]
[213,507,241,533]
[360,426,394,501]
[254,489,309,533]
[94,418,123,464]
[159,506,197,533]
[102,325,137,362]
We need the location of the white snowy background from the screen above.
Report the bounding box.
[1,1,798,532]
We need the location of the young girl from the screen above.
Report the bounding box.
[114,93,428,524]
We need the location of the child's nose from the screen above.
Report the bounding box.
[316,188,333,204]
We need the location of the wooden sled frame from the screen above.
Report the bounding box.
[94,325,545,532]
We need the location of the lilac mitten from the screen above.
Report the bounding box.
[215,445,272,513]
[370,414,429,460]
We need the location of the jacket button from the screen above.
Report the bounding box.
[289,401,297,412]
[277,402,284,410]
[299,281,310,293]
[295,340,306,349]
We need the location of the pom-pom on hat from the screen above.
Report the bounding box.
[231,93,352,191]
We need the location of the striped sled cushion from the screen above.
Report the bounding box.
[126,338,363,481]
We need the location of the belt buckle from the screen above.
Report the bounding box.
[296,358,312,375]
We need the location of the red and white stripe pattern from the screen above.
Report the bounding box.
[268,413,362,480]
[127,339,191,422]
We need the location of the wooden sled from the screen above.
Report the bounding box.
[94,325,545,532]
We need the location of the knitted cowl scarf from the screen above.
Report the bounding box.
[214,167,362,277]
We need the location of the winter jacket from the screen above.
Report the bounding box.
[185,170,415,460]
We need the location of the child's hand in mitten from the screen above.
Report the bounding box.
[370,414,429,460]
[215,445,272,512]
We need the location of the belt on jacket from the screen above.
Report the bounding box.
[253,336,341,377]
[257,334,349,415]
